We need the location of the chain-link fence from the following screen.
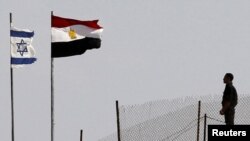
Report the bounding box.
[99,94,250,141]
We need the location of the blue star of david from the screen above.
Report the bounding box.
[16,39,28,56]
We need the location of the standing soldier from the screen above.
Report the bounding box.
[220,73,238,125]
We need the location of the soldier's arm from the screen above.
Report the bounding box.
[221,85,232,112]
[222,101,231,112]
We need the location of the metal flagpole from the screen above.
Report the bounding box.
[51,11,55,141]
[10,12,15,141]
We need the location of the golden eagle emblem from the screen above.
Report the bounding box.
[68,29,77,39]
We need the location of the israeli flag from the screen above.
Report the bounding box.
[11,26,36,68]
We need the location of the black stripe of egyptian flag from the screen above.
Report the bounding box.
[51,37,101,58]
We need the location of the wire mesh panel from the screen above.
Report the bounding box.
[99,94,250,141]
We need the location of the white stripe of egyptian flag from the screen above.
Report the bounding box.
[51,15,103,58]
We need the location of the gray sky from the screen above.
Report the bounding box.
[1,0,250,141]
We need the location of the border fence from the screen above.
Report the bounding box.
[99,94,250,141]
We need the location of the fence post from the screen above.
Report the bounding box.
[116,100,121,141]
[203,114,207,141]
[80,129,83,141]
[196,101,201,141]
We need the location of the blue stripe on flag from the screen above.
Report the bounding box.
[11,30,34,38]
[11,57,37,64]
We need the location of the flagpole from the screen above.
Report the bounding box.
[51,11,55,141]
[10,12,15,141]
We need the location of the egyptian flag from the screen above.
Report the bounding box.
[51,15,103,58]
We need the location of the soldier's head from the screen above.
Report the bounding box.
[223,73,234,84]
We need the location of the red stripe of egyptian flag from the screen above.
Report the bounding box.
[51,15,103,58]
[52,15,102,29]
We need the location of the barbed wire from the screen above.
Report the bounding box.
[161,116,204,141]
[206,116,225,124]
[171,123,198,141]
[162,114,228,141]
[161,115,227,141]
[160,115,227,141]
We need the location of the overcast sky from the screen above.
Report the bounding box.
[1,0,250,141]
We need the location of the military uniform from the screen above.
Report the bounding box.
[222,83,238,125]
